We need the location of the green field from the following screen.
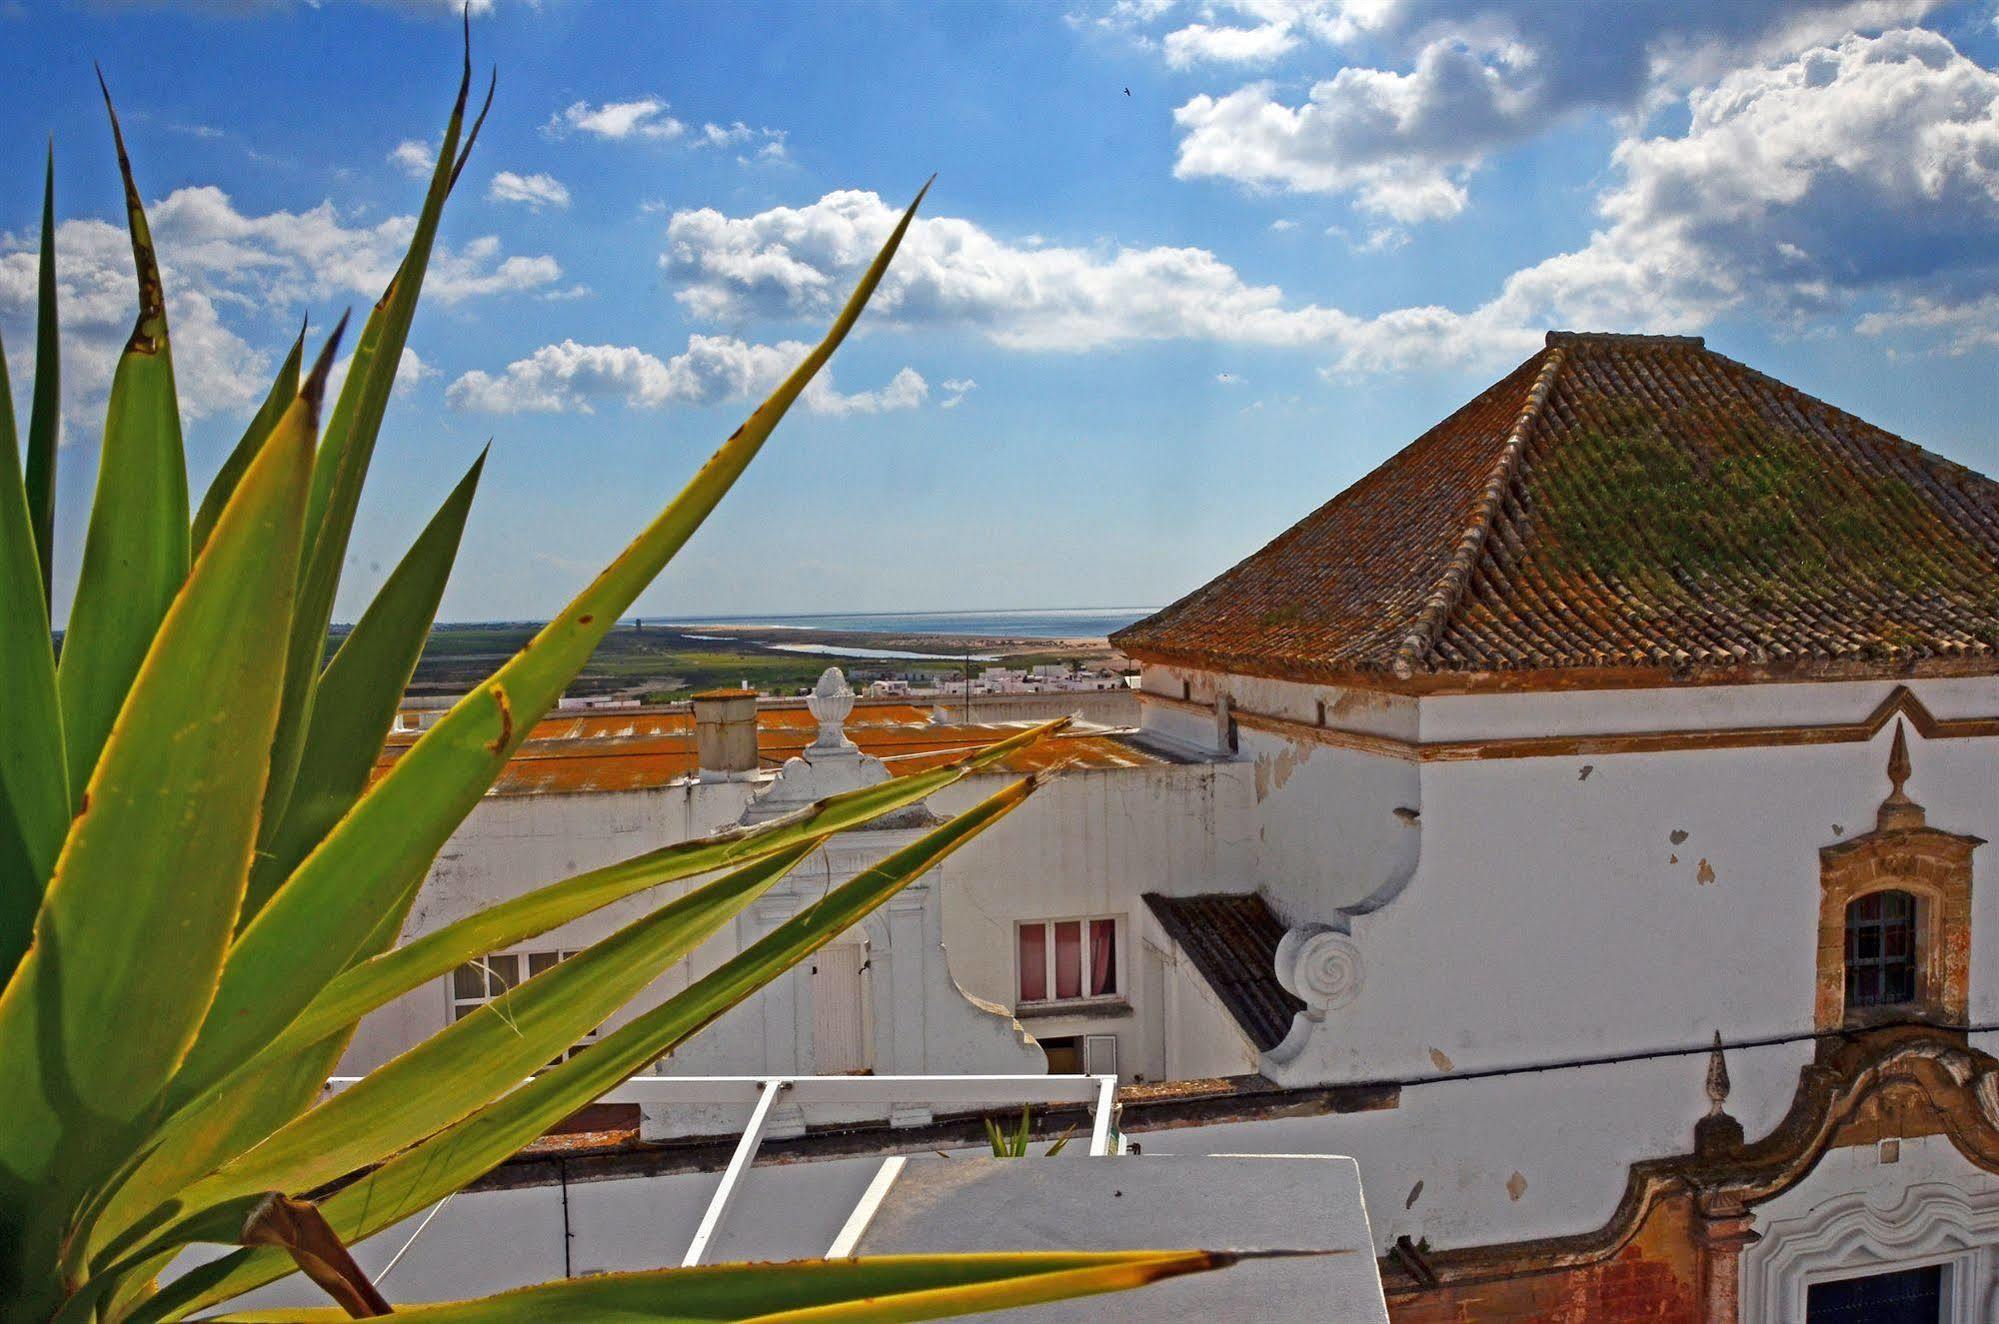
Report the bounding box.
[403,622,970,702]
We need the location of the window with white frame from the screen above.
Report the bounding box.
[449,950,601,1064]
[1016,916,1119,1006]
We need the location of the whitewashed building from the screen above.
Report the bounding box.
[337,332,1999,1322]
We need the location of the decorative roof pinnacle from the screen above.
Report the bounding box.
[1878,718,1926,832]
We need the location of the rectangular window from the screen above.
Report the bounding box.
[1016,916,1120,1007]
[448,949,600,1064]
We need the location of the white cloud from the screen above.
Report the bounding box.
[940,377,977,408]
[661,24,1999,375]
[1156,1,1942,221]
[388,139,436,179]
[1481,28,1999,341]
[1164,21,1298,67]
[0,185,561,426]
[1268,218,1297,231]
[327,346,436,406]
[546,97,685,141]
[446,335,929,417]
[662,188,1371,351]
[488,171,572,210]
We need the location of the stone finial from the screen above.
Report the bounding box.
[806,667,857,752]
[1695,1031,1744,1155]
[1877,718,1926,832]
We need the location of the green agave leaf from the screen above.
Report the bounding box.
[55,78,190,806]
[142,771,1035,1320]
[87,722,1064,1269]
[259,61,494,852]
[0,322,337,1316]
[197,1252,1235,1324]
[25,142,59,607]
[0,321,66,985]
[245,446,486,919]
[171,179,932,1111]
[267,715,1065,1061]
[192,327,304,558]
[171,839,821,1225]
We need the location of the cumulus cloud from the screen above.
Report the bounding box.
[488,171,572,210]
[1158,1,1942,220]
[662,188,1373,351]
[0,185,561,426]
[546,97,685,141]
[1483,28,1999,337]
[388,139,436,179]
[940,377,977,408]
[446,335,928,417]
[661,27,1999,372]
[327,346,436,406]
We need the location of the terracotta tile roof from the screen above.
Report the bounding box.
[1113,332,1999,687]
[374,705,1167,797]
[1142,892,1302,1053]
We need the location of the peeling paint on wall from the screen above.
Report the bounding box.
[1696,858,1716,885]
[1669,829,1688,845]
[1405,1180,1424,1209]
[1251,739,1311,804]
[1429,1047,1455,1073]
[1505,1171,1528,1201]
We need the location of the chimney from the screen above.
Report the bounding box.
[692,688,759,777]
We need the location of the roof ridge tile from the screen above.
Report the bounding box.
[1391,345,1568,679]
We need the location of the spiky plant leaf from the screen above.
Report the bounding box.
[169,180,931,1109]
[140,774,1038,1319]
[25,144,59,607]
[165,841,823,1229]
[196,1253,1237,1324]
[0,325,66,984]
[192,328,304,558]
[258,59,493,860]
[245,446,486,916]
[55,81,190,803]
[0,324,337,1315]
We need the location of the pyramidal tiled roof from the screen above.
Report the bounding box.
[1113,332,1999,688]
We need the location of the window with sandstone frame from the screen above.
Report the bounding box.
[1815,722,1980,1032]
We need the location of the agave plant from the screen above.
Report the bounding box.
[0,37,1234,1324]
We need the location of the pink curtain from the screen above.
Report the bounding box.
[1018,924,1047,1002]
[1089,919,1117,997]
[1054,921,1083,1000]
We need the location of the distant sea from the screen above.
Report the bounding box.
[661,608,1159,640]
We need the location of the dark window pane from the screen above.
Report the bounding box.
[452,964,484,1000]
[487,954,519,990]
[527,951,562,978]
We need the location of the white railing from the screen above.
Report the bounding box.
[324,1073,1124,1270]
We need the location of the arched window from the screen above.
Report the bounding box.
[1844,890,1918,1012]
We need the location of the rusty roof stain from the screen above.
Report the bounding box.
[375,704,1165,796]
[1113,332,1999,688]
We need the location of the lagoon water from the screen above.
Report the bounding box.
[662,608,1157,639]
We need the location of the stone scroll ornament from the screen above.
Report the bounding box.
[1276,923,1364,1012]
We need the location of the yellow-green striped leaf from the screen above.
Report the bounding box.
[260,63,493,849]
[140,771,1034,1319]
[25,143,59,608]
[0,321,66,983]
[245,447,486,919]
[199,1252,1235,1324]
[173,840,821,1221]
[192,327,303,558]
[0,322,336,1319]
[56,82,190,804]
[170,180,931,1111]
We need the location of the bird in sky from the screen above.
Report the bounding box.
[1123,87,1131,96]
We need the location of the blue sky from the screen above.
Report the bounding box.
[5,0,1999,623]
